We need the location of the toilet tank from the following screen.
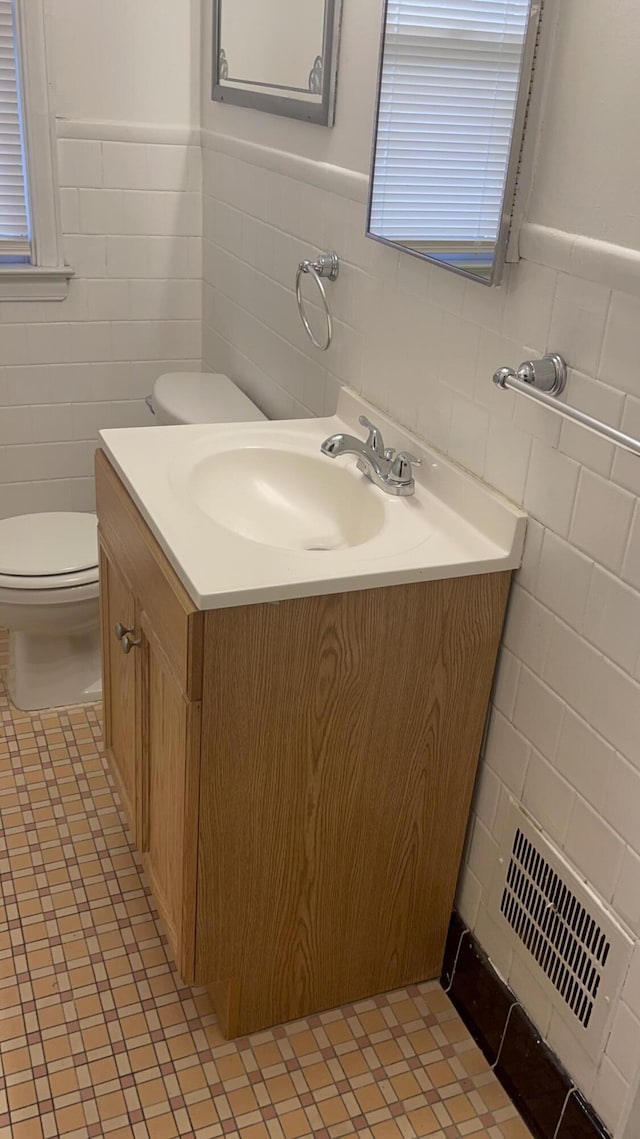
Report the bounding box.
[150,372,267,425]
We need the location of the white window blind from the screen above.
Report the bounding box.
[370,0,531,248]
[0,0,30,257]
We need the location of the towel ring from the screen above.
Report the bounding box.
[295,251,340,351]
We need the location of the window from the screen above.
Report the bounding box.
[369,0,531,250]
[0,0,70,297]
[0,0,30,259]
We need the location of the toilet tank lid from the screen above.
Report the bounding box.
[0,512,98,577]
[152,372,266,423]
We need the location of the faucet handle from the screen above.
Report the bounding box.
[389,451,422,485]
[358,414,386,456]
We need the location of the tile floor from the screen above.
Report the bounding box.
[0,631,533,1139]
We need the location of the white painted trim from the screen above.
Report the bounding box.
[0,264,73,300]
[15,0,64,270]
[55,118,200,146]
[520,223,640,298]
[201,127,369,204]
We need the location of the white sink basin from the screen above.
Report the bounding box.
[188,447,385,551]
[169,426,436,562]
[99,388,527,610]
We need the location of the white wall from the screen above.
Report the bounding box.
[201,0,381,174]
[46,0,201,128]
[200,2,640,1134]
[0,0,202,519]
[528,0,640,249]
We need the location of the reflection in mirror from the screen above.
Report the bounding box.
[212,0,342,126]
[367,0,543,286]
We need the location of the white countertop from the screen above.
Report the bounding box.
[99,388,526,610]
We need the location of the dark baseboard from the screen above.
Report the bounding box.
[441,912,611,1139]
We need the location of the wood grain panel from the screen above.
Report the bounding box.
[140,614,201,982]
[98,542,137,837]
[95,449,204,700]
[196,572,511,1037]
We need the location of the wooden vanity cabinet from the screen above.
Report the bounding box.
[99,544,137,830]
[96,450,203,981]
[96,448,512,1039]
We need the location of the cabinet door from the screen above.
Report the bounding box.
[99,542,138,837]
[138,616,200,983]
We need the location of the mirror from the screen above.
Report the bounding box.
[367,0,543,286]
[212,0,342,126]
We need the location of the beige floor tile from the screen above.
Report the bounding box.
[0,627,532,1139]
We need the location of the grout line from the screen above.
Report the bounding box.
[491,1001,521,1071]
[442,928,470,994]
[553,1085,578,1139]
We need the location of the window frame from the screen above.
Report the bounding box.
[0,0,72,299]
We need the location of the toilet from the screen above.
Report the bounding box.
[0,513,102,711]
[0,372,265,712]
[149,371,267,425]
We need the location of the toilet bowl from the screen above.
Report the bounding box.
[0,513,101,711]
[148,371,267,425]
[0,378,264,713]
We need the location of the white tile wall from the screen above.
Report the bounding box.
[0,130,202,520]
[201,131,640,1136]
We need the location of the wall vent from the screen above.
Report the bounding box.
[490,801,633,1058]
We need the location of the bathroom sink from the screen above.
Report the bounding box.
[187,447,385,551]
[168,425,436,562]
[99,388,527,609]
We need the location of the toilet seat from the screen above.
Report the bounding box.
[0,512,99,591]
[0,566,99,591]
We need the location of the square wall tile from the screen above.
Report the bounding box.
[524,439,580,537]
[549,275,611,379]
[583,566,640,673]
[522,749,575,847]
[569,469,635,574]
[58,138,103,187]
[563,795,625,902]
[536,530,593,630]
[599,290,640,395]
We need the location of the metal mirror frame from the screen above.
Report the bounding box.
[212,0,342,126]
[366,0,544,287]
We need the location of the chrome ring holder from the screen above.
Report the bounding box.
[295,251,340,351]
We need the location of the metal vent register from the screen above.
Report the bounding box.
[490,803,633,1058]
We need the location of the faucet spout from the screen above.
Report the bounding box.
[320,432,375,462]
[320,432,351,457]
[320,423,421,497]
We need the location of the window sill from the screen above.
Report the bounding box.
[0,265,74,300]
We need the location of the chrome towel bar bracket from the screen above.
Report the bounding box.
[494,353,567,396]
[296,251,340,351]
[493,353,640,458]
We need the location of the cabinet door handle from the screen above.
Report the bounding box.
[121,631,141,654]
[114,621,132,641]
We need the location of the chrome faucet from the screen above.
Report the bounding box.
[321,415,422,497]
